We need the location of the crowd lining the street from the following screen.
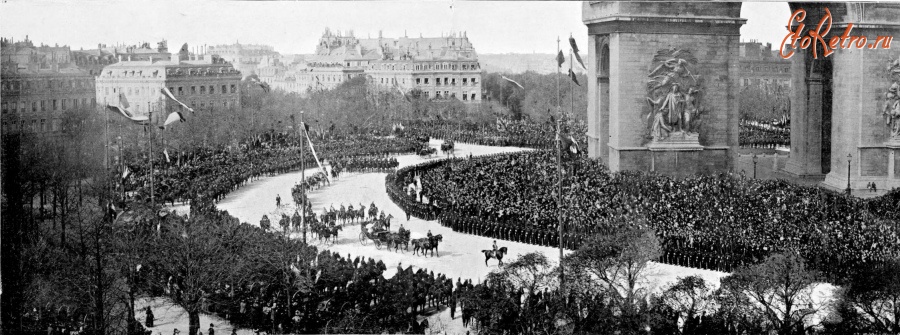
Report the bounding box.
[387,151,900,281]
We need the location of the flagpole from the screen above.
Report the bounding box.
[105,102,111,203]
[556,36,566,293]
[148,101,154,207]
[300,110,307,244]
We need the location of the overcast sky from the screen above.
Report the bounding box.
[1,1,789,55]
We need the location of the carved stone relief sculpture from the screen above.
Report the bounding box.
[645,48,706,146]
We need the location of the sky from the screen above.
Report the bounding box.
[1,1,789,55]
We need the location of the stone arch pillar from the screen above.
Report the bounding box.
[582,2,744,176]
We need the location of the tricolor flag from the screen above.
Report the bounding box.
[160,87,194,113]
[556,50,565,68]
[162,111,187,128]
[568,68,581,86]
[106,93,149,125]
[501,75,524,90]
[569,35,586,70]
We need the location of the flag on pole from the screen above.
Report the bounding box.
[557,128,579,159]
[106,93,149,125]
[162,111,186,128]
[163,149,171,163]
[122,166,132,180]
[160,87,194,112]
[304,130,330,183]
[501,75,524,89]
[556,50,565,68]
[568,69,581,86]
[569,35,586,70]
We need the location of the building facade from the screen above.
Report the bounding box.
[1,37,98,135]
[95,53,242,121]
[258,29,482,101]
[208,43,280,76]
[738,41,791,89]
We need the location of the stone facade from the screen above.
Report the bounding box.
[583,2,744,176]
[95,53,242,123]
[208,43,280,76]
[817,3,900,193]
[1,37,97,135]
[258,29,482,101]
[738,41,792,89]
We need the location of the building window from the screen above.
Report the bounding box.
[462,94,468,101]
[416,78,421,85]
[40,119,46,132]
[209,85,214,94]
[451,78,456,86]
[169,87,175,94]
[222,85,227,94]
[19,102,25,112]
[200,102,205,108]
[1,102,7,114]
[191,86,197,94]
[32,102,37,112]
[53,100,58,111]
[424,78,429,85]
[91,98,96,107]
[73,99,78,109]
[200,86,206,94]
[230,84,236,93]
[424,91,429,98]
[31,120,36,131]
[471,93,476,100]
[451,93,456,98]
[62,99,67,111]
[40,100,46,112]
[463,78,468,85]
[444,91,449,98]
[435,78,440,86]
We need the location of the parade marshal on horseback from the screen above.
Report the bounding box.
[482,240,508,266]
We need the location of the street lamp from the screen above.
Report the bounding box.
[846,153,852,195]
[752,154,759,179]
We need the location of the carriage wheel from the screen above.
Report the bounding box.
[375,239,382,250]
[359,232,368,245]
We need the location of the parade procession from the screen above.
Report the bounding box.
[4,1,900,335]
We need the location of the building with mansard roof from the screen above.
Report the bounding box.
[1,37,98,135]
[259,29,482,101]
[95,49,242,122]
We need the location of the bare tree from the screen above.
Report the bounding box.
[719,252,821,335]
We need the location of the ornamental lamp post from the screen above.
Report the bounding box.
[846,153,852,195]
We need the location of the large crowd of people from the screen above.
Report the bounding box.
[387,151,900,281]
[739,119,790,148]
[398,119,587,150]
[125,135,420,208]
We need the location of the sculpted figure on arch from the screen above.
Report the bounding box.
[645,48,705,142]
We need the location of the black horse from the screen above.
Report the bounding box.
[413,235,443,257]
[482,247,508,266]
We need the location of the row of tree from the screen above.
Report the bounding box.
[470,220,900,335]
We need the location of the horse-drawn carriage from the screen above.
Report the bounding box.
[417,146,437,156]
[440,140,455,155]
[359,220,411,252]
